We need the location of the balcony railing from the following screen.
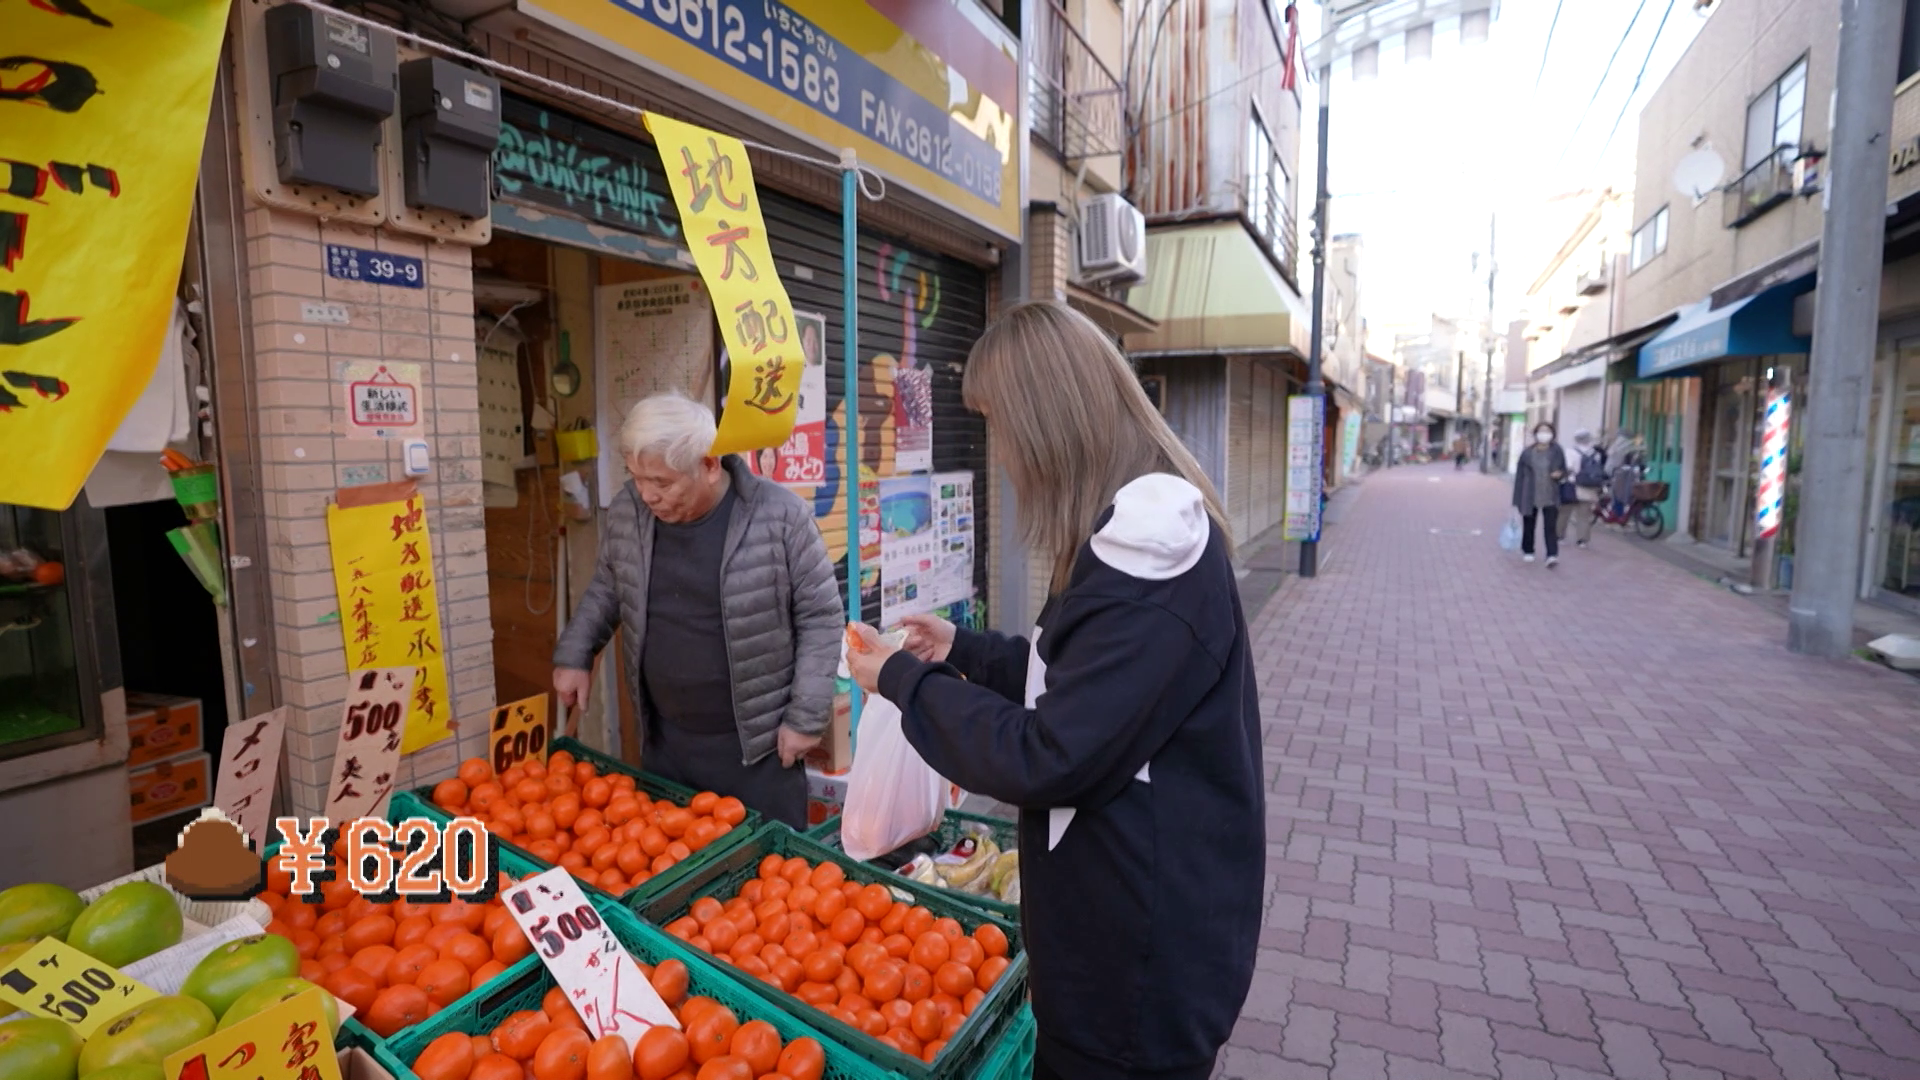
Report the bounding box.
[1030,0,1124,161]
[1246,170,1299,286]
[1723,147,1796,228]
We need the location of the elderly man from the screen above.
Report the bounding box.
[553,392,842,828]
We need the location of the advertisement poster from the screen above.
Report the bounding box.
[595,276,712,505]
[342,362,422,439]
[1284,395,1324,542]
[892,366,935,473]
[646,113,803,456]
[879,475,938,625]
[325,483,455,753]
[744,310,828,486]
[0,0,234,510]
[926,471,975,610]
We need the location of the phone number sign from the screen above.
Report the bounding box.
[325,244,425,289]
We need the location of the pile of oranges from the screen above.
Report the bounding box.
[431,750,749,898]
[663,853,1012,1065]
[259,849,528,1038]
[408,958,830,1080]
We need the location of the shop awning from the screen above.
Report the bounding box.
[1067,283,1160,338]
[1124,221,1309,357]
[1637,281,1810,378]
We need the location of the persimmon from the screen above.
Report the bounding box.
[417,958,472,1006]
[934,961,975,998]
[472,1052,523,1080]
[650,958,689,1006]
[414,1032,476,1080]
[973,922,1009,958]
[532,1026,592,1080]
[691,1057,750,1080]
[323,964,380,1013]
[727,1021,780,1075]
[585,1035,633,1080]
[364,983,432,1037]
[978,955,1010,991]
[494,1009,555,1060]
[684,1005,740,1065]
[776,1038,825,1080]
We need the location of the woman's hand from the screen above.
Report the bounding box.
[845,622,901,694]
[898,614,956,663]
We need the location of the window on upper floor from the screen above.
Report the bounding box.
[1903,0,1920,82]
[1246,107,1295,275]
[1744,58,1807,170]
[1631,207,1668,271]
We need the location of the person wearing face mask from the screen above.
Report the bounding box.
[1512,422,1570,566]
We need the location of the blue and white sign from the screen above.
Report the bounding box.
[325,245,425,289]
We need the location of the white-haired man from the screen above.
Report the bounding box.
[553,392,842,827]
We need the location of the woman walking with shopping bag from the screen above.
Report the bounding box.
[1513,421,1570,567]
[845,301,1263,1080]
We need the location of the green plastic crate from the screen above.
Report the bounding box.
[805,810,1021,920]
[631,823,1028,1080]
[379,904,896,1080]
[973,1004,1035,1080]
[404,735,761,906]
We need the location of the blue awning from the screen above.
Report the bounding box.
[1637,280,1810,378]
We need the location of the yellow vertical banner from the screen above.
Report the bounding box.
[643,113,804,456]
[0,0,233,510]
[325,484,454,754]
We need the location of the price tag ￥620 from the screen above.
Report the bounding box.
[490,692,550,774]
[0,937,160,1040]
[503,868,678,1044]
[164,986,342,1080]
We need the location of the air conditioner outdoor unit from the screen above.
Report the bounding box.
[1078,193,1147,285]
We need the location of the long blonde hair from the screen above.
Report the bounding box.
[964,300,1231,592]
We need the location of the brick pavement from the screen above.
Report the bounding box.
[1218,465,1920,1080]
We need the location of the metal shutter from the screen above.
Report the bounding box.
[1228,357,1253,543]
[758,191,994,626]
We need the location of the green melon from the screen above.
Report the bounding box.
[0,884,85,946]
[65,884,181,968]
[0,1015,81,1080]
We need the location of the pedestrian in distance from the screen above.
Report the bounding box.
[551,392,842,829]
[1513,421,1570,567]
[1452,433,1471,470]
[1559,429,1605,548]
[844,300,1265,1080]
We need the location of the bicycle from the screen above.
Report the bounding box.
[1594,480,1668,540]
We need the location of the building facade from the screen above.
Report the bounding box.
[1622,0,1920,600]
[1124,0,1312,548]
[1,0,1031,883]
[1522,188,1632,448]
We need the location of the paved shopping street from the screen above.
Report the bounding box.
[1220,465,1920,1080]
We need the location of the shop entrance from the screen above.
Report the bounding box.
[1704,369,1756,551]
[1872,338,1920,605]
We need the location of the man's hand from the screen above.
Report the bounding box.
[777,726,822,768]
[845,623,901,693]
[898,614,956,663]
[553,667,591,737]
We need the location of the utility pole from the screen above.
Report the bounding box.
[1300,60,1332,579]
[1788,0,1902,657]
[1481,214,1496,473]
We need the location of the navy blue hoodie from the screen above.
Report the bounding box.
[877,474,1264,1076]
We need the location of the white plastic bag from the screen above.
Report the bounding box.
[1499,515,1521,551]
[840,689,948,861]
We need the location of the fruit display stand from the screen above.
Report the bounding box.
[378,903,897,1080]
[631,824,1028,1080]
[805,810,1020,921]
[406,736,762,906]
[257,792,560,1051]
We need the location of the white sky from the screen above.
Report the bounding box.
[1293,0,1708,352]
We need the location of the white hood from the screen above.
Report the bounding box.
[1090,473,1211,580]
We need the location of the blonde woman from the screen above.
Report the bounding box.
[846,302,1263,1080]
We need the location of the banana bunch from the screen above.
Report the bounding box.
[894,829,1021,904]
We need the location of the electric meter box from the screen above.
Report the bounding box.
[397,57,502,220]
[263,5,397,196]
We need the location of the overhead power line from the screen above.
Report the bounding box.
[1600,0,1678,157]
[1533,0,1566,92]
[1556,0,1652,166]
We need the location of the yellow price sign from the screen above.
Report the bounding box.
[0,937,159,1040]
[490,693,551,774]
[164,987,342,1080]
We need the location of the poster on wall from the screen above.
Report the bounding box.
[1284,395,1325,543]
[743,311,828,486]
[325,482,455,754]
[478,326,524,507]
[926,471,975,610]
[893,366,935,473]
[879,475,939,625]
[0,0,233,510]
[341,361,421,440]
[596,276,713,505]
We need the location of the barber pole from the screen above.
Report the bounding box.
[1755,389,1791,540]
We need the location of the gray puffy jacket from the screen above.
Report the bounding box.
[552,457,844,764]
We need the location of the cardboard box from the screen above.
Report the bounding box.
[128,751,212,825]
[343,1046,396,1080]
[802,688,854,774]
[125,692,204,768]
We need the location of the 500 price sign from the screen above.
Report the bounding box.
[0,938,160,1039]
[504,869,678,1042]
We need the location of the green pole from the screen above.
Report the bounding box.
[842,153,863,740]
